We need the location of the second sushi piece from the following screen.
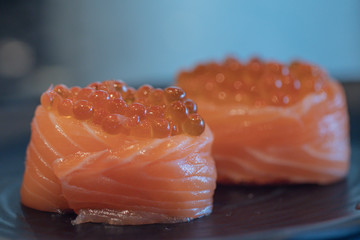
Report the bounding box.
[176,57,350,185]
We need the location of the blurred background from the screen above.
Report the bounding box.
[0,0,359,100]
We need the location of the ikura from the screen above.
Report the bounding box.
[147,105,165,119]
[164,87,186,102]
[127,103,147,120]
[73,100,93,120]
[89,90,109,108]
[149,89,166,106]
[136,85,153,99]
[40,81,207,137]
[58,99,73,116]
[176,57,330,106]
[77,87,95,101]
[93,109,109,125]
[102,114,126,135]
[107,98,127,114]
[129,119,152,138]
[167,101,188,122]
[182,114,205,136]
[183,99,197,113]
[54,84,70,98]
[151,118,171,138]
[40,91,55,109]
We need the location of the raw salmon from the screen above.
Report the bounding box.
[176,57,350,185]
[20,81,216,225]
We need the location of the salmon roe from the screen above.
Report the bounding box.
[40,80,206,137]
[176,57,330,106]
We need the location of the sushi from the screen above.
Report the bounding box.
[176,57,350,185]
[20,81,216,225]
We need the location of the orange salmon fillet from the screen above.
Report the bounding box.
[20,106,216,225]
[194,81,349,184]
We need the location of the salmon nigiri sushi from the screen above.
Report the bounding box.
[20,81,216,225]
[176,57,350,185]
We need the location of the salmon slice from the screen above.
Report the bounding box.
[20,81,216,225]
[176,58,350,185]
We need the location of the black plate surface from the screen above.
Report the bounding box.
[0,82,359,240]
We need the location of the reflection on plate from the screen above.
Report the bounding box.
[0,144,360,240]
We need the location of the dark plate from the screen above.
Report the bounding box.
[1,82,360,240]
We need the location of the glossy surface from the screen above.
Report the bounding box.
[177,57,330,106]
[41,81,205,137]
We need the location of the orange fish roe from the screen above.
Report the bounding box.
[177,57,330,106]
[40,80,206,137]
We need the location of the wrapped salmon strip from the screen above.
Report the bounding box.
[177,57,350,185]
[20,81,216,225]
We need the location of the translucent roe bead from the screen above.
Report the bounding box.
[149,89,166,106]
[70,86,81,97]
[52,94,62,110]
[40,91,54,109]
[102,114,126,134]
[108,91,121,99]
[136,85,153,99]
[130,119,152,138]
[182,114,205,136]
[147,105,165,119]
[73,100,93,120]
[167,101,188,122]
[88,82,102,90]
[183,99,197,113]
[151,118,171,138]
[92,109,109,125]
[127,103,147,119]
[164,86,186,102]
[113,80,128,93]
[123,87,136,103]
[107,98,127,114]
[89,90,109,108]
[54,84,70,98]
[77,87,95,101]
[58,98,73,116]
[169,120,181,136]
